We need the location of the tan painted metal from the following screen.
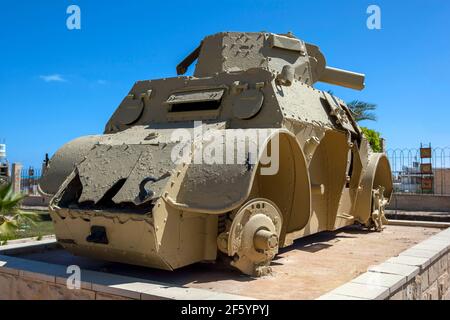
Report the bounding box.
[40,31,393,276]
[319,67,365,90]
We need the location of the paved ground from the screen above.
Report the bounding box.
[15,224,440,300]
[386,210,450,222]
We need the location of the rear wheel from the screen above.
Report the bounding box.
[217,198,282,276]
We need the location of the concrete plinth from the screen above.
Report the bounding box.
[0,225,445,300]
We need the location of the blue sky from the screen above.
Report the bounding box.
[0,0,449,168]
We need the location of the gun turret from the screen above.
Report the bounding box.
[177,32,365,90]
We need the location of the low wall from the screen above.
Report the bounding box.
[1,228,449,300]
[0,239,251,300]
[387,194,450,212]
[21,195,50,207]
[318,227,450,300]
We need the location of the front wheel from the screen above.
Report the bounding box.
[217,198,283,276]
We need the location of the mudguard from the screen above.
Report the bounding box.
[353,152,393,224]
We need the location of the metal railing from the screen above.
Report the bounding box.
[386,147,450,195]
[20,167,42,195]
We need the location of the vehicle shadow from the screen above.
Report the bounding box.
[279,224,370,255]
[13,224,372,287]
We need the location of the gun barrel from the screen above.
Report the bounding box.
[319,66,365,90]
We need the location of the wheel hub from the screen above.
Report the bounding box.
[224,198,282,276]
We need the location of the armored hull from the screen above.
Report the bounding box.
[40,32,393,276]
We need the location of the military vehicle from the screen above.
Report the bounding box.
[40,32,393,276]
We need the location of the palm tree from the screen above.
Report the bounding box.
[325,91,377,123]
[0,183,38,236]
[346,100,377,122]
[326,91,381,151]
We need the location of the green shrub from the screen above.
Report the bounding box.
[361,127,382,152]
[0,183,38,236]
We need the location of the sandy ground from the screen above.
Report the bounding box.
[16,224,440,299]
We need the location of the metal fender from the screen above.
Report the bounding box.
[353,153,393,224]
[166,128,311,234]
[39,135,102,196]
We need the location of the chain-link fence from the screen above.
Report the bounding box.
[386,147,450,195]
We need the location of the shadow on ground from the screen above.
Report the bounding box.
[13,224,370,287]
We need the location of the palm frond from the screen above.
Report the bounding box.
[347,100,378,122]
[0,183,11,200]
[0,219,19,235]
[0,183,36,235]
[0,183,25,214]
[12,210,40,226]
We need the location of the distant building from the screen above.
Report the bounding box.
[433,168,450,195]
[394,162,422,193]
[393,163,450,195]
[0,143,9,184]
